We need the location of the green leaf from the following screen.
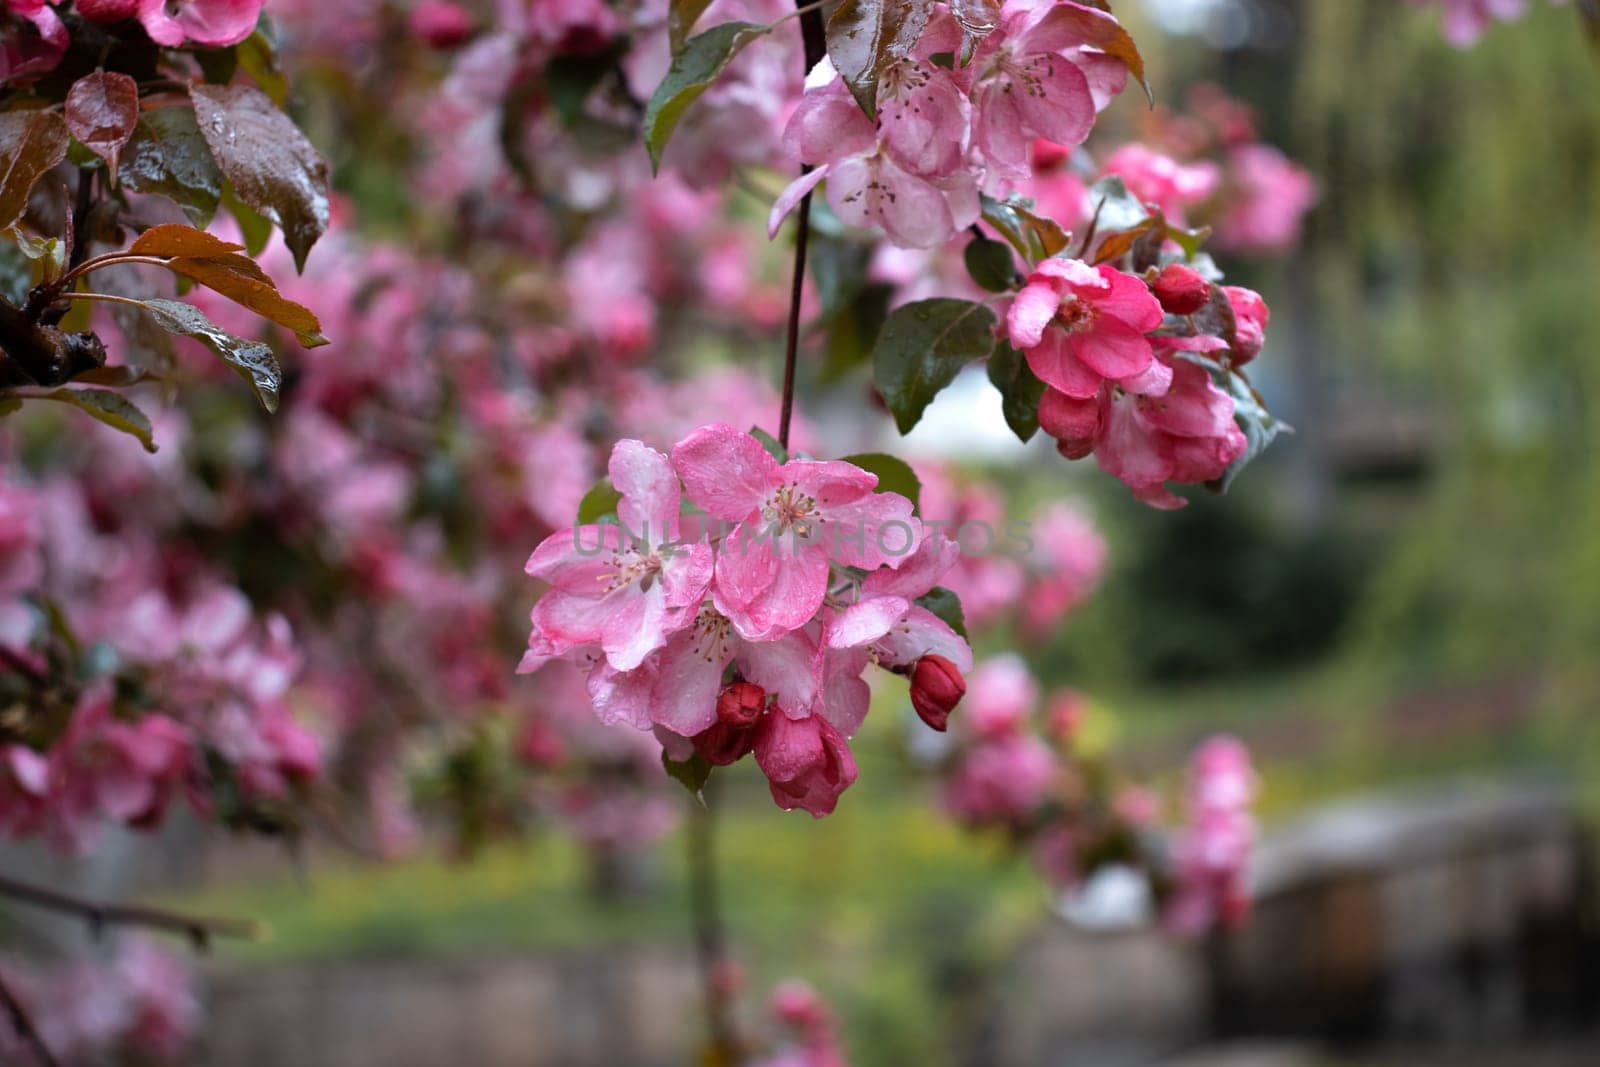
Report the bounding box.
[0,110,71,230]
[644,22,768,173]
[873,298,998,435]
[1085,175,1151,237]
[576,479,623,524]
[1211,373,1288,494]
[963,235,1017,293]
[841,452,922,513]
[825,0,933,119]
[749,426,788,463]
[979,196,1070,264]
[662,751,712,799]
[190,83,331,273]
[133,298,282,413]
[545,44,627,130]
[668,0,716,52]
[915,587,968,640]
[986,338,1045,444]
[2,388,158,453]
[195,46,240,86]
[118,108,224,228]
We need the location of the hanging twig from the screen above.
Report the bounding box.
[0,874,260,950]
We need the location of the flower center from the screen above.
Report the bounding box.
[762,483,819,540]
[600,546,663,594]
[688,605,734,663]
[1055,295,1096,333]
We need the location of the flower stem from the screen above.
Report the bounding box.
[778,0,829,452]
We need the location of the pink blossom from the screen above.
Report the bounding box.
[969,0,1131,179]
[945,733,1058,825]
[1225,285,1270,365]
[754,709,859,817]
[1040,354,1247,509]
[136,0,264,48]
[1006,259,1166,400]
[524,439,714,671]
[1022,502,1107,631]
[964,655,1039,738]
[1102,144,1221,226]
[671,424,919,640]
[773,69,979,250]
[1165,736,1257,935]
[1213,145,1318,255]
[1,0,67,81]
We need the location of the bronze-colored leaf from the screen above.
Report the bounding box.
[189,84,331,273]
[826,0,933,118]
[64,72,139,176]
[129,223,245,258]
[0,110,71,230]
[668,0,716,52]
[165,254,327,348]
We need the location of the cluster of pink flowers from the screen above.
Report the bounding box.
[522,426,974,816]
[2,0,265,83]
[1006,255,1267,508]
[1,457,321,852]
[771,1,1138,248]
[0,939,199,1063]
[1164,736,1257,935]
[942,656,1062,827]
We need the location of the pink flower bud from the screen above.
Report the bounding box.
[910,655,965,732]
[1151,263,1212,316]
[1032,138,1070,171]
[691,722,756,767]
[716,682,765,729]
[75,0,141,23]
[410,1,475,50]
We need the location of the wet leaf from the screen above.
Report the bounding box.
[0,110,71,230]
[749,426,788,463]
[644,22,768,173]
[1211,372,1288,493]
[129,223,245,258]
[64,72,139,176]
[987,338,1045,443]
[190,84,331,273]
[826,0,932,118]
[873,298,998,434]
[118,108,224,227]
[3,387,158,453]
[133,298,282,412]
[963,235,1018,292]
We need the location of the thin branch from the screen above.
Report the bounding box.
[0,874,260,949]
[778,0,828,452]
[0,967,60,1067]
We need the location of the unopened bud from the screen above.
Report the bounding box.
[716,682,765,728]
[910,655,965,732]
[1151,264,1211,317]
[692,722,755,767]
[75,0,140,23]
